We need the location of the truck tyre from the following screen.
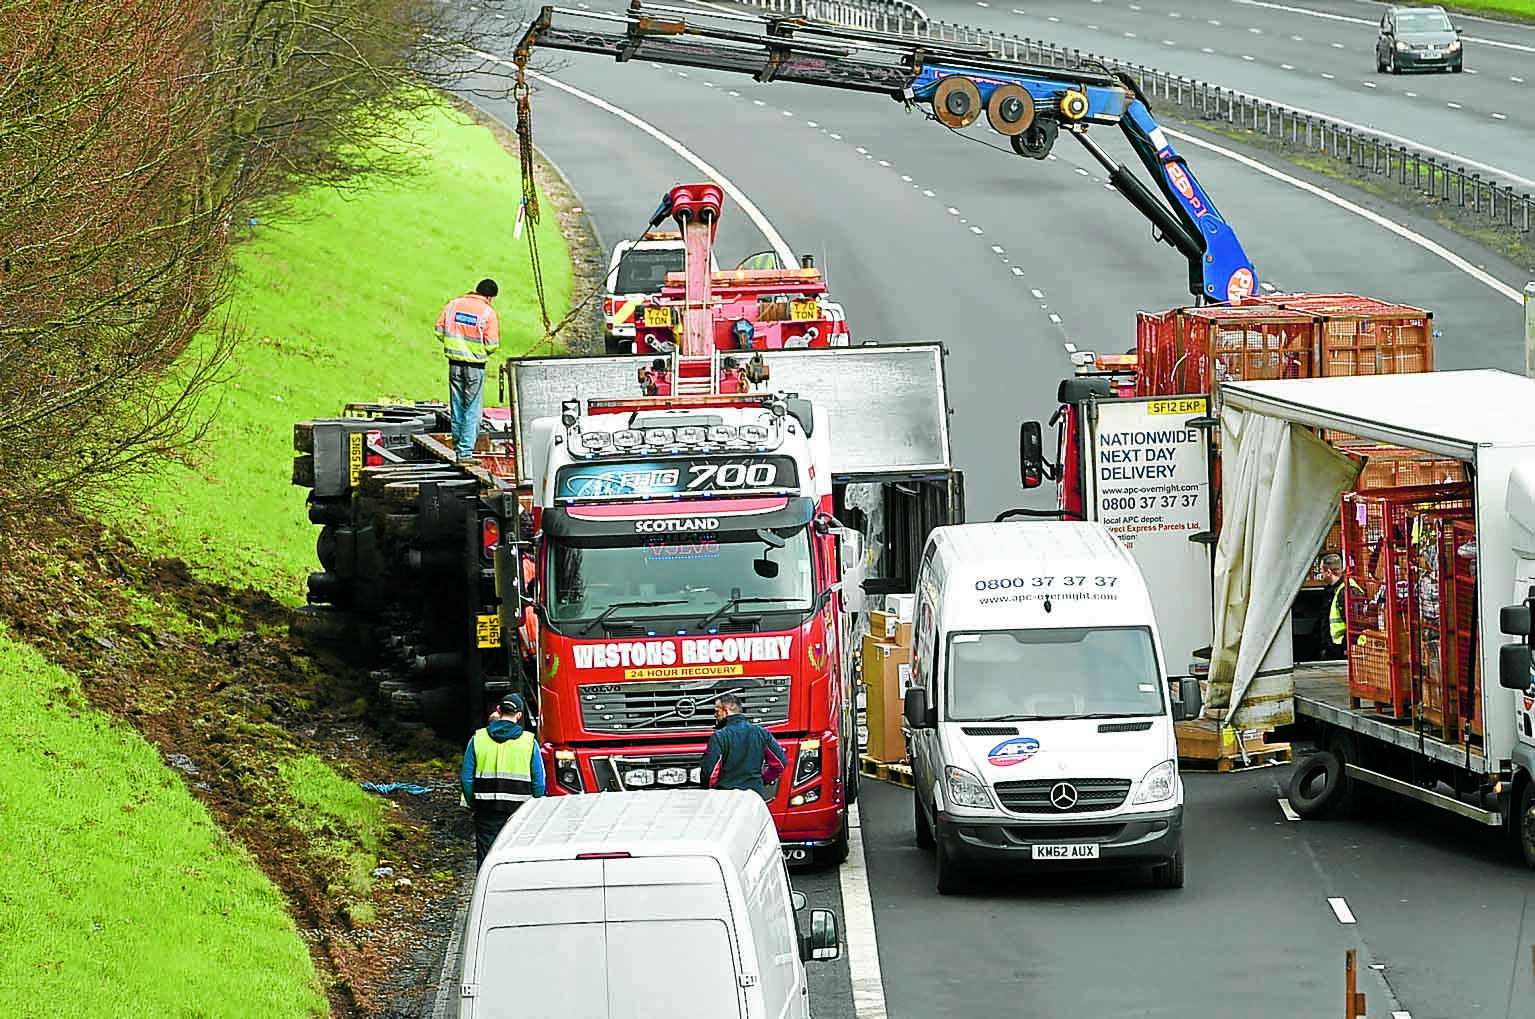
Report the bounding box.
[1151,847,1185,889]
[290,605,356,643]
[1287,749,1348,818]
[818,814,851,867]
[934,838,964,895]
[914,791,935,849]
[1518,781,1535,870]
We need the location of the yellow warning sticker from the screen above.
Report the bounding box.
[476,614,502,649]
[624,665,745,681]
[1146,398,1207,416]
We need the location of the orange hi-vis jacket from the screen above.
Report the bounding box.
[436,293,501,366]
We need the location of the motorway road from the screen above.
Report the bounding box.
[451,4,1534,1014]
[918,0,1535,189]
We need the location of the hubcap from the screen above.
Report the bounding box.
[945,91,972,116]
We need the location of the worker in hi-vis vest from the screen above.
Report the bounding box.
[460,694,545,867]
[434,278,501,462]
[1319,553,1365,660]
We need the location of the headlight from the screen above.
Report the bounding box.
[1448,39,1461,51]
[794,738,823,786]
[1396,40,1409,51]
[1132,760,1180,804]
[554,749,583,793]
[944,765,994,809]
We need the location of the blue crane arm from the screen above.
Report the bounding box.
[514,2,1258,303]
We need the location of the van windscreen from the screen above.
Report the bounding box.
[945,626,1164,720]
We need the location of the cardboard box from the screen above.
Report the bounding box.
[862,635,912,763]
[884,593,916,622]
[869,609,912,649]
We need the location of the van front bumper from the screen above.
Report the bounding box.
[936,805,1182,868]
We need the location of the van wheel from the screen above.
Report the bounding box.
[1517,782,1535,870]
[934,840,964,895]
[818,815,851,867]
[914,791,935,850]
[1287,749,1348,818]
[1151,848,1185,889]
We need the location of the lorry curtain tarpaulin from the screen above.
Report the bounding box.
[1208,404,1362,727]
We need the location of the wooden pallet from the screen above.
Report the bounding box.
[859,754,913,789]
[1175,718,1293,772]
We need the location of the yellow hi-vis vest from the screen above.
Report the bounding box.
[470,728,536,811]
[1330,579,1364,644]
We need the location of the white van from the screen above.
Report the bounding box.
[457,789,841,1019]
[902,521,1196,894]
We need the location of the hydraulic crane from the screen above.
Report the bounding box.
[514,1,1259,304]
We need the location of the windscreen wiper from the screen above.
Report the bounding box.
[697,597,794,630]
[580,599,686,635]
[1054,712,1157,719]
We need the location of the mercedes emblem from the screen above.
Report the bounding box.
[1049,782,1079,810]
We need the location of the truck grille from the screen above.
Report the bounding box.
[578,676,791,733]
[993,778,1131,814]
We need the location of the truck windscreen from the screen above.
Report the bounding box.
[547,527,815,628]
[945,627,1164,720]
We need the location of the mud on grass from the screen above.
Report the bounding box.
[0,499,476,1018]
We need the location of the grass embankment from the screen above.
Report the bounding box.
[1441,1,1535,19]
[1,96,576,1016]
[102,98,573,604]
[0,633,328,1018]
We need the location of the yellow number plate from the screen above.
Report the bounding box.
[347,432,364,487]
[789,299,820,321]
[476,614,502,649]
[643,306,673,327]
[1146,398,1207,416]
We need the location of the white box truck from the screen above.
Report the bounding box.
[456,789,842,1018]
[1208,369,1535,866]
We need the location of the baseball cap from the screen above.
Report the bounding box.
[498,693,526,715]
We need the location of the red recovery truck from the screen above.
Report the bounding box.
[288,182,963,867]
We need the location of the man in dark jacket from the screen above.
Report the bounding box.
[460,694,546,867]
[699,693,789,801]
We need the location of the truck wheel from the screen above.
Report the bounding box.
[1518,782,1535,870]
[290,605,356,643]
[1287,749,1348,818]
[934,839,965,895]
[818,814,851,867]
[914,791,935,850]
[1151,847,1185,889]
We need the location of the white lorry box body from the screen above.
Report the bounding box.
[458,790,818,1019]
[904,520,1186,892]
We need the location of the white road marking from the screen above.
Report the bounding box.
[1321,71,1335,78]
[840,802,889,1019]
[1202,46,1214,53]
[879,159,891,166]
[1031,288,1045,299]
[1514,76,1526,83]
[808,121,819,128]
[1291,34,1303,41]
[856,146,868,154]
[1208,18,1221,25]
[1362,81,1376,88]
[1163,39,1176,45]
[1330,41,1343,48]
[1278,797,1301,820]
[1447,101,1462,109]
[969,225,984,234]
[1392,1012,1413,1019]
[1250,26,1263,33]
[1492,112,1507,120]
[1243,54,1255,61]
[901,174,913,182]
[830,132,843,139]
[500,62,796,265]
[782,110,793,116]
[1164,126,1525,303]
[1328,897,1357,924]
[753,99,765,106]
[1281,63,1294,69]
[1124,30,1136,37]
[1048,312,1063,323]
[1405,91,1417,97]
[991,244,1005,254]
[1011,266,1025,276]
[1236,0,1535,53]
[922,188,935,196]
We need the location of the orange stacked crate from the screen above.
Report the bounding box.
[1439,519,1484,744]
[1263,294,1434,377]
[1409,508,1474,733]
[1339,483,1473,719]
[1134,303,1314,397]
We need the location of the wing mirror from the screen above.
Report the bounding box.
[1020,421,1044,490]
[1498,600,1533,690]
[791,890,807,911]
[1171,678,1203,721]
[799,909,841,963]
[904,686,934,729]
